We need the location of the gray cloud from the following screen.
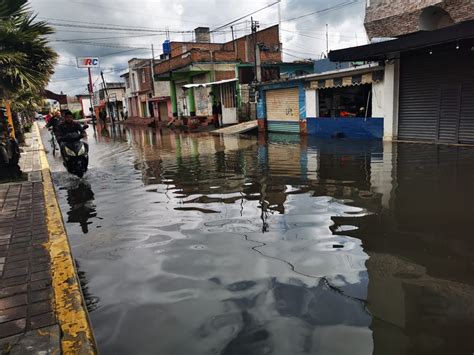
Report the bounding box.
[28,0,366,95]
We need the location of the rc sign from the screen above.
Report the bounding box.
[77,57,100,68]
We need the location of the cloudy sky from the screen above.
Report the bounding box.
[29,0,368,95]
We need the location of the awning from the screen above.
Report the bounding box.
[148,96,170,102]
[329,19,474,62]
[309,70,384,89]
[183,78,238,89]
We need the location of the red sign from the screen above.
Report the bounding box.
[77,57,99,68]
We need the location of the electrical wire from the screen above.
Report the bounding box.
[50,33,161,42]
[211,1,281,32]
[281,0,363,22]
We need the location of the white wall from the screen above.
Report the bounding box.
[372,81,384,118]
[192,73,212,116]
[305,89,318,118]
[383,59,400,141]
[80,97,92,115]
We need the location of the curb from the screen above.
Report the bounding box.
[35,123,98,354]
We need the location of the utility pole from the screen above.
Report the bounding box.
[278,0,282,53]
[326,24,329,57]
[231,25,236,55]
[251,17,260,83]
[87,67,95,122]
[150,44,156,124]
[150,44,155,96]
[100,70,114,124]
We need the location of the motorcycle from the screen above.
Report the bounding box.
[0,120,21,178]
[60,125,89,178]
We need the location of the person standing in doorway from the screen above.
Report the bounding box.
[217,101,223,127]
[99,109,106,124]
[212,101,219,128]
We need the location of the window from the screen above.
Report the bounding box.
[318,84,372,118]
[141,70,146,83]
[131,73,136,92]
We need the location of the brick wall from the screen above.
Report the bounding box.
[215,71,236,81]
[155,53,193,75]
[154,49,238,75]
[156,25,282,75]
[170,42,223,57]
[365,0,474,38]
[138,67,153,92]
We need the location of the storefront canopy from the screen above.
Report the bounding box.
[329,19,474,62]
[183,78,238,89]
[305,65,384,90]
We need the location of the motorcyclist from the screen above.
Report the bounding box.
[56,110,87,157]
[45,110,61,135]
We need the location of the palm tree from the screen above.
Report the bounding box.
[0,0,57,175]
[0,0,57,98]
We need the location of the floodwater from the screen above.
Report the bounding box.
[42,124,474,355]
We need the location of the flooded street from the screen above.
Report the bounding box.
[42,125,474,355]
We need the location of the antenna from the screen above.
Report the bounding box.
[326,24,329,55]
[278,0,282,52]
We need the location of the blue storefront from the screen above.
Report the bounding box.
[257,79,305,134]
[258,65,385,140]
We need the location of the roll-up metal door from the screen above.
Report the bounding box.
[459,84,474,144]
[266,88,299,121]
[399,53,441,141]
[399,43,474,143]
[438,85,461,143]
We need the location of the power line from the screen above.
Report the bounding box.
[48,22,194,34]
[100,48,151,57]
[281,0,363,22]
[53,41,149,50]
[284,47,317,57]
[211,1,280,32]
[55,1,204,25]
[50,33,161,42]
[281,28,364,41]
[40,17,170,30]
[282,50,304,59]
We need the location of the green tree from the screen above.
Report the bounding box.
[0,0,57,97]
[0,0,57,142]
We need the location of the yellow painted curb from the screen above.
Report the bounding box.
[35,123,98,354]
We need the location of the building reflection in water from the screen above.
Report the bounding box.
[73,125,474,354]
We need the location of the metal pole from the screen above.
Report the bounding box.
[365,90,371,121]
[326,24,329,56]
[5,100,15,139]
[100,70,114,124]
[88,67,95,122]
[251,17,259,83]
[151,44,156,124]
[151,44,155,96]
[278,0,282,52]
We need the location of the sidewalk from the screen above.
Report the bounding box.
[0,125,96,354]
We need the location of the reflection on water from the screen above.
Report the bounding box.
[61,181,96,233]
[49,126,474,355]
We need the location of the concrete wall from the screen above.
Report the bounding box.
[79,97,92,115]
[382,60,400,141]
[154,81,170,97]
[365,0,474,38]
[372,81,384,118]
[305,90,318,118]
[192,73,212,117]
